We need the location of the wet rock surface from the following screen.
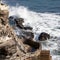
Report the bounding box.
[38,32,50,41]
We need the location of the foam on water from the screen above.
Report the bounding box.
[9,6,60,37]
[9,6,60,60]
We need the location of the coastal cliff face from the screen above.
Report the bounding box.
[0,3,52,60]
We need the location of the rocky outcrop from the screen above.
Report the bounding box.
[0,3,52,60]
[38,32,50,41]
[22,31,34,39]
[14,18,24,29]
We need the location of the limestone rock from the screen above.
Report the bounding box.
[40,50,52,60]
[22,31,34,39]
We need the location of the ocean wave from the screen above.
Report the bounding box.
[9,6,60,37]
[7,5,60,60]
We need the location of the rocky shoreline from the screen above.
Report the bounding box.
[0,3,52,60]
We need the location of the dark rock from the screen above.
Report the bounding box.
[14,18,24,29]
[0,39,17,60]
[38,32,50,41]
[0,47,8,59]
[22,31,34,40]
[9,16,16,26]
[24,26,33,30]
[23,38,41,49]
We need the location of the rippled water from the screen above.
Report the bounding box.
[4,0,60,13]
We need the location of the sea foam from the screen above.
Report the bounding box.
[8,5,60,60]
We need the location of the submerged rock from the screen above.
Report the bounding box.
[38,32,50,41]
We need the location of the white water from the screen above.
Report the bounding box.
[9,6,60,60]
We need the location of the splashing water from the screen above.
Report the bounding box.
[8,6,60,60]
[0,0,59,59]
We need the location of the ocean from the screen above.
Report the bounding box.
[3,0,60,60]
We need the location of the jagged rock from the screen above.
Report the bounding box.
[14,18,24,29]
[38,32,50,41]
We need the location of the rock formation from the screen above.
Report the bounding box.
[0,3,52,60]
[38,32,50,41]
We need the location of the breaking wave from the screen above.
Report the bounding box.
[8,5,60,60]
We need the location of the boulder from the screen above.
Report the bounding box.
[38,32,50,41]
[14,18,24,29]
